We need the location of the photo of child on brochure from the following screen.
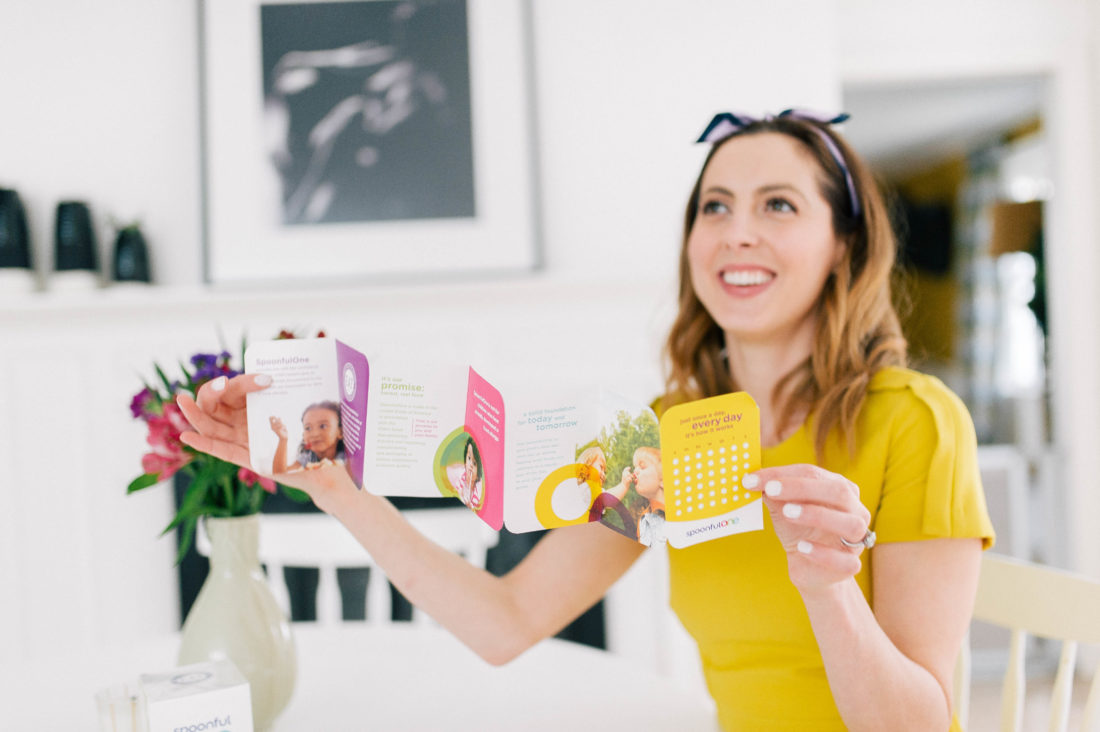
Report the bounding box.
[434,428,486,512]
[583,409,666,546]
[265,399,348,474]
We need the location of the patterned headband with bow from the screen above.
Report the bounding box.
[696,109,861,218]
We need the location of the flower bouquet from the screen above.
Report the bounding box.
[127,344,305,561]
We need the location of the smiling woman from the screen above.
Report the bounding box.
[656,112,992,730]
[179,109,994,731]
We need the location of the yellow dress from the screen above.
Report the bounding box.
[667,367,995,730]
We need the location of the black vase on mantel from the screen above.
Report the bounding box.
[112,225,151,283]
[55,201,99,272]
[51,200,104,291]
[0,189,37,293]
[0,189,32,269]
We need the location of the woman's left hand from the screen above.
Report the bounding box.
[744,464,872,592]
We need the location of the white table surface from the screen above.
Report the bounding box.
[5,623,719,731]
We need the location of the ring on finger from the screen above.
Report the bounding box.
[839,529,876,550]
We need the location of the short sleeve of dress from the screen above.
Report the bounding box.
[872,371,996,549]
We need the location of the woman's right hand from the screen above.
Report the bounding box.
[176,374,263,470]
[177,374,356,513]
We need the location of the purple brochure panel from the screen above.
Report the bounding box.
[336,340,369,489]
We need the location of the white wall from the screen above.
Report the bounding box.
[839,0,1094,83]
[531,1,840,279]
[1,0,203,286]
[839,0,1100,581]
[0,0,840,673]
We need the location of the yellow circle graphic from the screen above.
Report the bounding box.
[534,464,603,528]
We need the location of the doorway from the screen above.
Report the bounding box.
[843,75,1052,559]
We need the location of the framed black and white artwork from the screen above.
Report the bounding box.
[201,0,538,284]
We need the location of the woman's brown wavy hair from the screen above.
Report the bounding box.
[663,116,907,456]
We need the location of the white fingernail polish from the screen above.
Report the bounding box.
[782,503,802,519]
[742,474,759,489]
[254,374,272,386]
[797,540,813,554]
[765,480,782,497]
[211,376,227,391]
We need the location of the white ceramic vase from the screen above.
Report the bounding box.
[178,514,297,730]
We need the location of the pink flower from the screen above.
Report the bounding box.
[238,467,277,494]
[141,450,190,481]
[162,402,191,433]
[146,419,181,455]
[142,402,192,480]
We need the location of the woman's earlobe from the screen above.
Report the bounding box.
[832,240,849,269]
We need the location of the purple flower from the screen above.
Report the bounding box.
[192,365,223,383]
[190,351,239,385]
[190,351,227,366]
[130,387,159,420]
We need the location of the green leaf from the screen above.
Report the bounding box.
[244,486,253,512]
[279,485,312,504]
[177,360,193,384]
[164,472,210,534]
[229,478,246,514]
[127,473,160,494]
[175,515,199,565]
[220,472,234,513]
[154,363,175,394]
[243,485,259,515]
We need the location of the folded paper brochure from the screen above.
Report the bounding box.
[245,338,764,548]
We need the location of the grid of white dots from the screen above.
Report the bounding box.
[672,436,757,517]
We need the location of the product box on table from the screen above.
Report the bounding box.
[140,658,253,732]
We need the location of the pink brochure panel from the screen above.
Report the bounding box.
[336,340,369,489]
[464,368,504,530]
